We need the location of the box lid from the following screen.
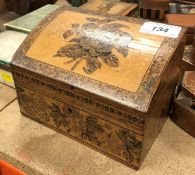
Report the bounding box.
[12,7,185,113]
[81,0,138,16]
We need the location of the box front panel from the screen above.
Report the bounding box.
[12,68,145,133]
[15,83,143,169]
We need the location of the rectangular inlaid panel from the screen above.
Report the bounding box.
[26,10,165,93]
[16,85,143,169]
[81,0,138,16]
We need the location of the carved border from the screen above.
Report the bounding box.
[11,6,186,112]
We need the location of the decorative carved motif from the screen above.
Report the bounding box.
[16,85,142,166]
[80,116,104,146]
[13,71,144,126]
[117,129,142,163]
[48,103,71,132]
[54,17,131,74]
[11,7,186,170]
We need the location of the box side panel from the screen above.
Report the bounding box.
[14,83,143,169]
[140,39,185,166]
[145,36,186,122]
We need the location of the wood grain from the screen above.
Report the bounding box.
[11,7,186,170]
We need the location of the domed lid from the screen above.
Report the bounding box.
[12,6,186,113]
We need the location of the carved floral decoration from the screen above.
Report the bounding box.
[54,17,132,74]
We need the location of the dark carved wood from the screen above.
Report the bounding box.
[5,0,57,15]
[140,0,172,20]
[11,7,186,169]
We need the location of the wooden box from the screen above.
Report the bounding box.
[171,44,195,138]
[140,0,172,20]
[81,0,138,16]
[11,7,186,169]
[165,14,195,45]
[171,71,195,138]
